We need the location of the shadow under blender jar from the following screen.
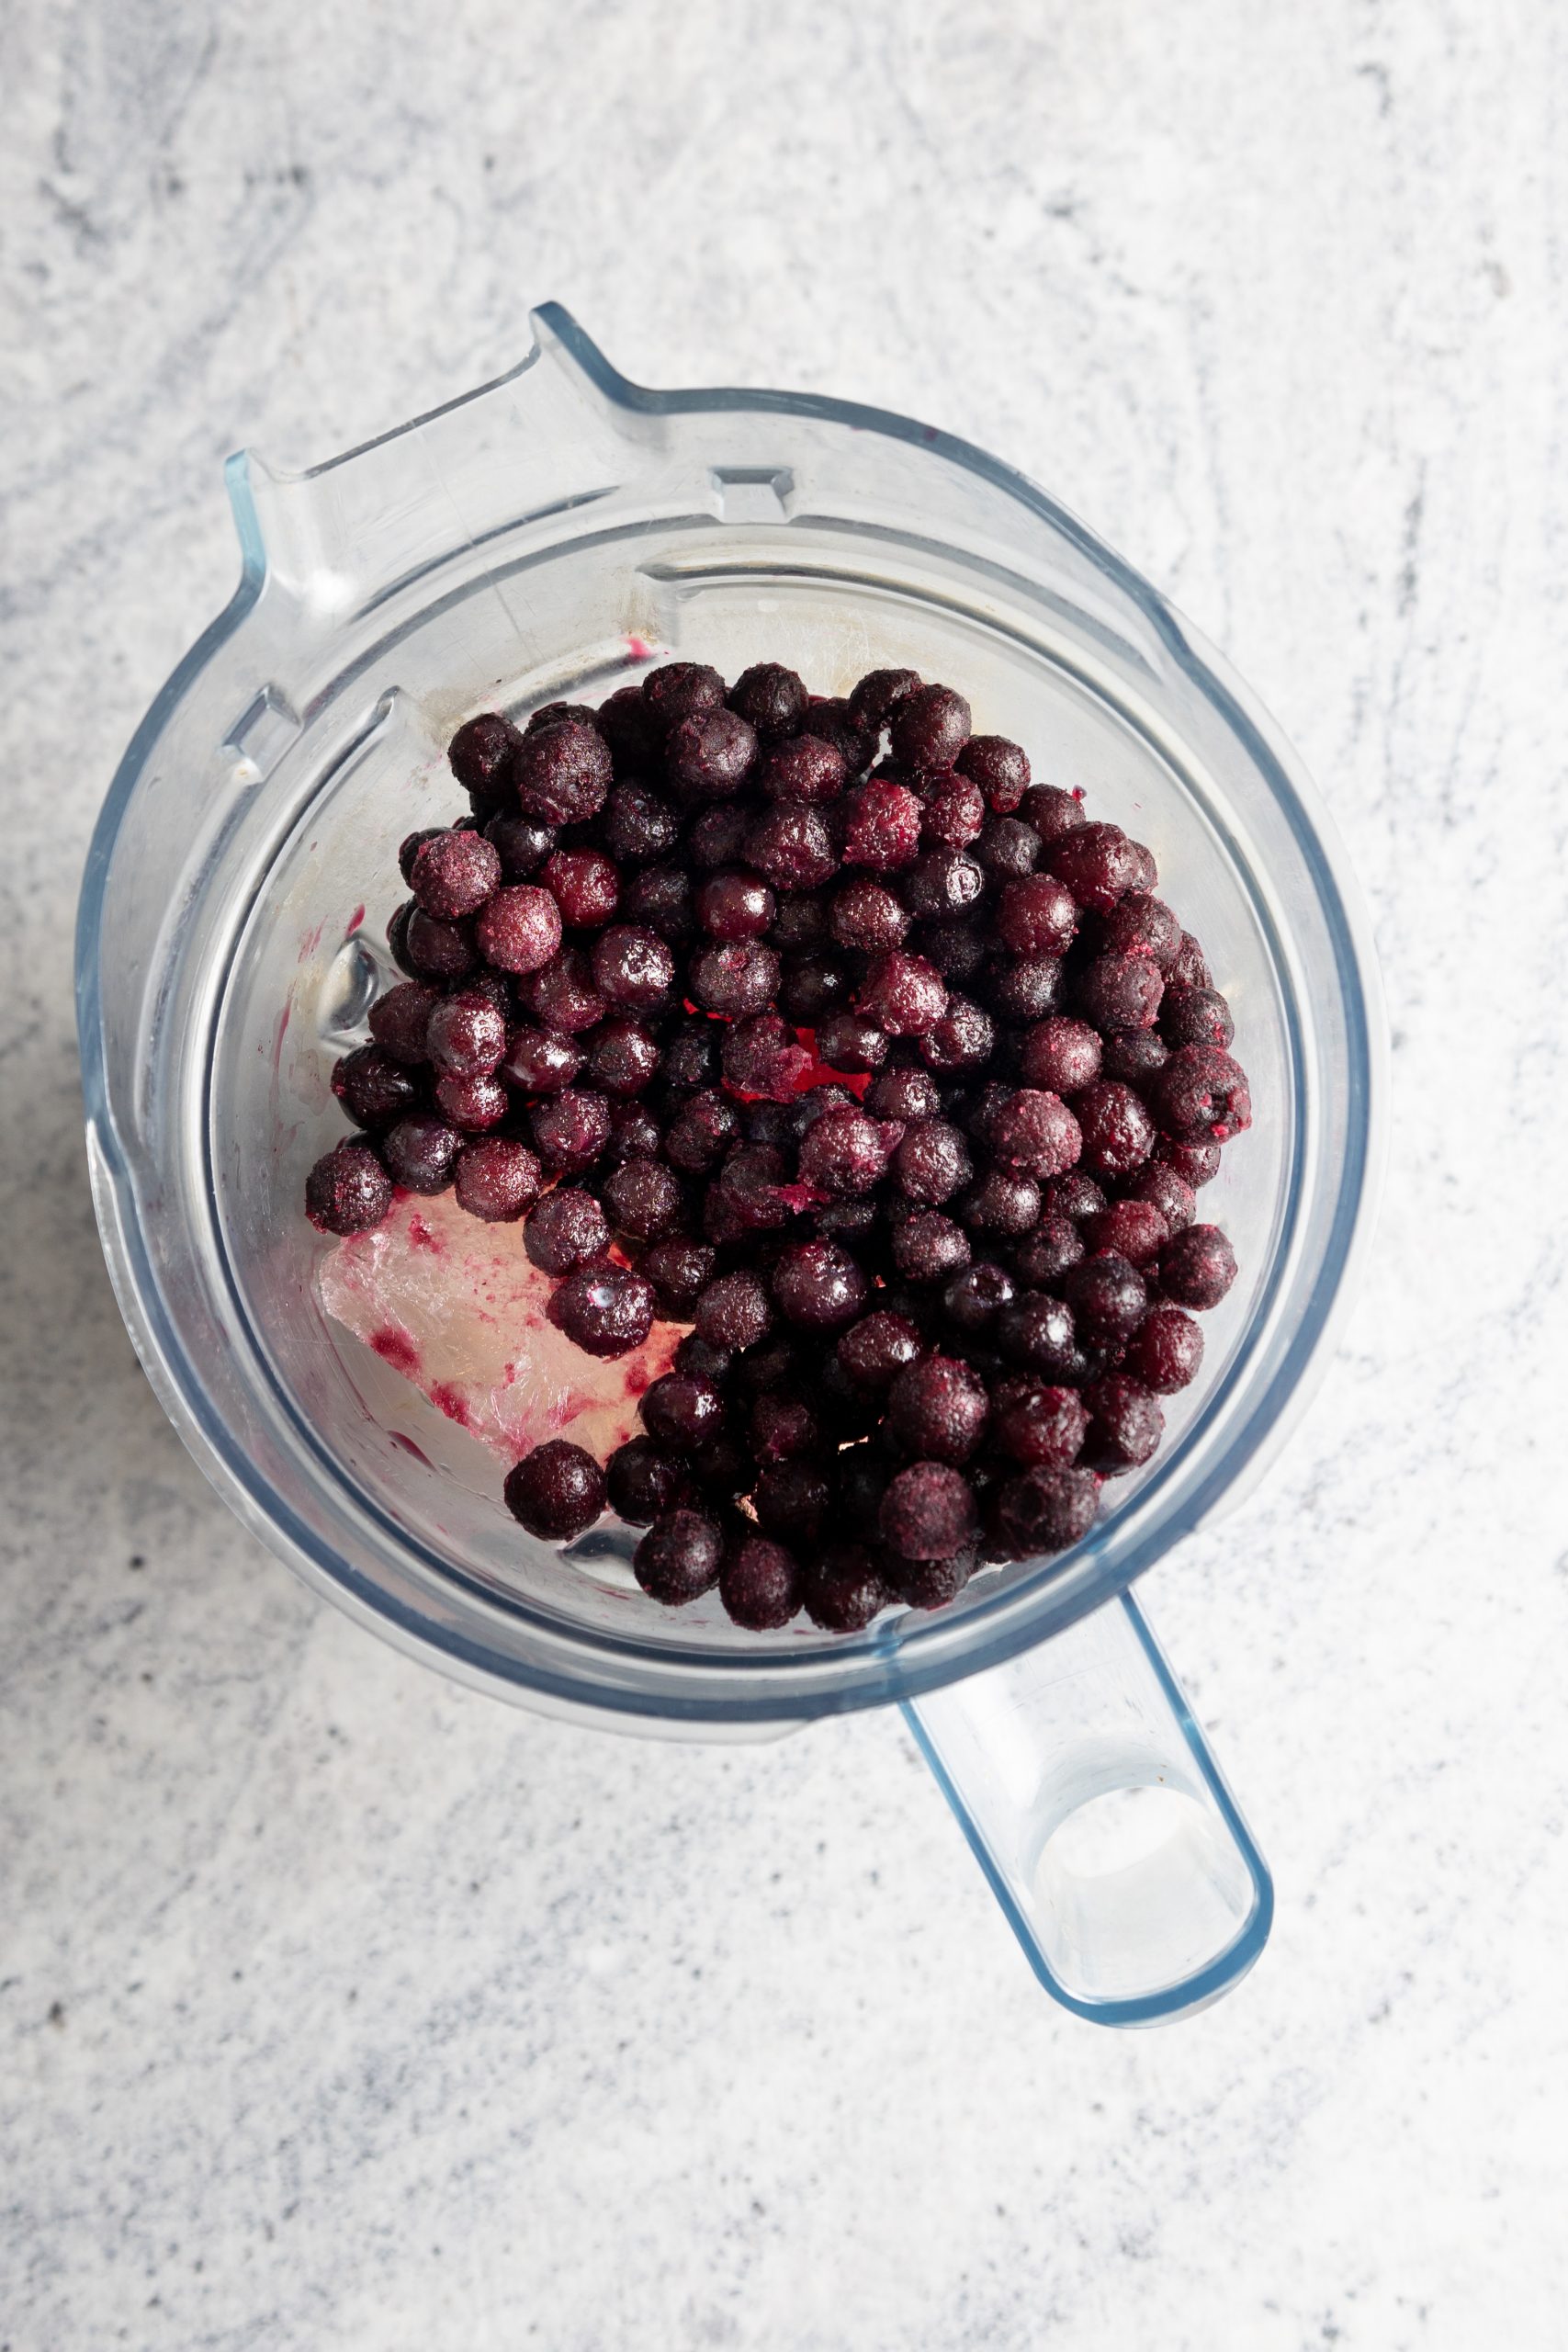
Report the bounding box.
[76,307,1382,2027]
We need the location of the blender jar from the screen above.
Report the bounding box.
[76,306,1383,2025]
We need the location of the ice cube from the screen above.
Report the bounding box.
[317,1189,681,1463]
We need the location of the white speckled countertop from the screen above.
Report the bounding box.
[4,5,1566,2345]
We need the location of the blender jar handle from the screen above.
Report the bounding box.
[902,1589,1272,2026]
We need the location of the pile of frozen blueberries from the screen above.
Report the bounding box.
[304,660,1250,1635]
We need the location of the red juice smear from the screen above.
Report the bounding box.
[429,1381,473,1429]
[370,1327,421,1376]
[624,635,658,663]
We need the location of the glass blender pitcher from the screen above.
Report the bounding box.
[75,307,1383,2026]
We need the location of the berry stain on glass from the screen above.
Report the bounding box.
[307,662,1250,1633]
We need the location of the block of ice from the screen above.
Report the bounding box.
[317,1190,681,1463]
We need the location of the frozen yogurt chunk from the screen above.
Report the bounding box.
[317,1188,680,1461]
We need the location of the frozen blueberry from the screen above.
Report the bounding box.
[640,1238,718,1313]
[583,1018,661,1097]
[641,662,727,737]
[720,1534,802,1631]
[831,877,909,953]
[454,1136,543,1222]
[904,849,984,921]
[525,949,606,1034]
[771,1238,870,1329]
[879,1461,977,1560]
[975,816,1040,878]
[410,830,501,921]
[1081,1376,1164,1475]
[992,1382,1090,1470]
[305,1138,392,1234]
[694,1270,774,1352]
[814,1010,890,1074]
[744,800,839,893]
[1076,952,1165,1034]
[696,868,775,941]
[1160,985,1236,1052]
[1153,1046,1251,1146]
[890,683,971,772]
[959,1170,1042,1238]
[606,1439,693,1526]
[1009,1217,1084,1285]
[541,847,619,928]
[1049,821,1143,914]
[513,719,613,824]
[1159,1223,1238,1309]
[688,805,754,871]
[996,874,1078,958]
[426,988,509,1080]
[1126,1162,1197,1235]
[728,662,808,740]
[840,780,923,870]
[382,1113,462,1194]
[500,1025,585,1096]
[367,980,437,1068]
[802,1544,897,1632]
[547,1264,656,1358]
[756,734,848,805]
[600,780,681,865]
[476,884,563,975]
[433,1071,509,1131]
[640,1371,727,1450]
[1123,1304,1204,1393]
[404,907,478,981]
[803,691,879,765]
[892,1209,972,1284]
[503,1440,605,1539]
[484,811,558,878]
[749,1388,823,1463]
[1083,1199,1169,1265]
[955,733,1031,812]
[1100,1030,1170,1087]
[1019,784,1088,846]
[919,994,996,1073]
[1064,1251,1149,1343]
[603,1157,683,1241]
[591,924,676,1010]
[529,1088,613,1173]
[1075,1080,1156,1179]
[836,1310,926,1393]
[989,1465,1100,1558]
[1169,933,1213,989]
[449,712,524,804]
[860,951,947,1036]
[847,666,922,731]
[523,1187,608,1273]
[748,1461,830,1547]
[798,1108,894,1196]
[996,1291,1080,1379]
[982,1088,1082,1180]
[886,1353,988,1464]
[982,953,1062,1023]
[331,1045,422,1129]
[941,1261,1016,1336]
[635,1508,726,1604]
[892,1118,973,1204]
[595,684,660,773]
[667,706,759,800]
[1102,890,1183,972]
[865,1062,941,1122]
[920,776,987,849]
[722,1012,812,1100]
[1019,1016,1100,1095]
[1154,1136,1222,1188]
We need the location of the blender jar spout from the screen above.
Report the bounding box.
[904,1589,1273,2025]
